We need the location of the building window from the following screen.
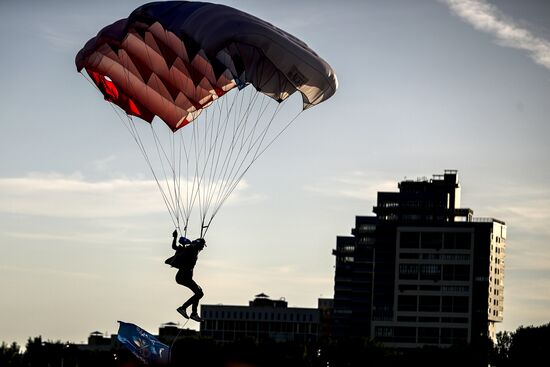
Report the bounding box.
[382,214,398,221]
[420,264,441,280]
[418,327,439,344]
[454,328,468,343]
[454,265,470,281]
[418,316,439,322]
[398,295,417,312]
[454,296,469,313]
[397,316,416,322]
[394,327,416,343]
[443,264,470,281]
[375,327,393,337]
[419,296,440,312]
[421,232,443,249]
[441,328,452,344]
[455,233,471,249]
[399,264,419,280]
[359,237,375,245]
[400,252,420,259]
[442,296,452,312]
[442,285,468,292]
[399,284,417,292]
[359,224,376,232]
[401,232,420,248]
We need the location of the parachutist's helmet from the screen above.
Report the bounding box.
[178,237,188,245]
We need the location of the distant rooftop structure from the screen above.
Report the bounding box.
[160,322,179,327]
[249,293,287,308]
[403,169,459,183]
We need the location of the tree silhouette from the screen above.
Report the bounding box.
[1,322,550,366]
[0,341,23,367]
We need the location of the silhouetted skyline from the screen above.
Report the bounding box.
[1,0,549,347]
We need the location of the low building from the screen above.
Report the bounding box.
[77,331,117,351]
[318,298,334,337]
[78,323,197,351]
[158,322,198,344]
[200,293,320,343]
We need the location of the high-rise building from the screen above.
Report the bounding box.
[332,170,506,347]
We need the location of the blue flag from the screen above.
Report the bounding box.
[117,321,170,365]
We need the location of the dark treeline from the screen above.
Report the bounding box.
[2,322,549,367]
[0,337,118,367]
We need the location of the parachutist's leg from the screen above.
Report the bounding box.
[181,278,203,313]
[191,284,204,313]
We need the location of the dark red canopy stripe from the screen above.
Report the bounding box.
[77,19,236,131]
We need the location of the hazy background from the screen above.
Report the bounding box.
[1,0,549,345]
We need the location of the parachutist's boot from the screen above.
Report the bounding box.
[190,312,203,322]
[177,306,189,319]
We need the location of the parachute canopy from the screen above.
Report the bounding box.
[76,1,337,237]
[75,1,337,131]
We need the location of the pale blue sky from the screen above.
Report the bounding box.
[1,0,549,345]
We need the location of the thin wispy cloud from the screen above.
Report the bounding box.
[303,171,397,201]
[42,28,81,49]
[467,182,550,237]
[92,155,118,172]
[0,173,162,218]
[508,250,550,272]
[442,0,550,70]
[488,202,550,235]
[503,278,550,328]
[0,264,102,281]
[0,173,261,219]
[32,8,107,51]
[201,258,329,303]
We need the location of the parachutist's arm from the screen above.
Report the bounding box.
[172,230,178,250]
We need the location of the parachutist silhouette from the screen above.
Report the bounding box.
[77,4,337,327]
[165,230,205,322]
[77,3,337,264]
